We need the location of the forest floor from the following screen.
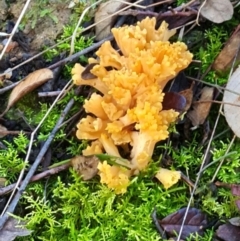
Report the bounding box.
[0,0,240,241]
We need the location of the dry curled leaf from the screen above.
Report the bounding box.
[162,92,186,112]
[81,63,98,80]
[71,155,99,180]
[200,0,233,23]
[229,217,240,227]
[223,66,240,137]
[179,83,194,112]
[213,25,240,73]
[0,68,53,117]
[187,87,214,126]
[0,217,32,241]
[158,207,208,239]
[216,223,240,241]
[94,0,131,41]
[0,124,8,138]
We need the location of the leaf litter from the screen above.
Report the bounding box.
[187,86,214,126]
[153,207,208,240]
[200,0,233,23]
[0,68,53,117]
[223,66,240,137]
[0,217,32,241]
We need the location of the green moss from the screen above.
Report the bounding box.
[0,133,29,184]
[17,167,188,241]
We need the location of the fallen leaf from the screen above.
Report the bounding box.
[230,184,240,211]
[213,25,240,73]
[200,0,233,23]
[229,217,240,226]
[81,63,98,80]
[179,86,194,112]
[94,0,131,41]
[0,124,8,138]
[216,223,240,241]
[236,200,240,211]
[158,207,208,239]
[223,66,240,137]
[71,155,99,180]
[231,184,240,197]
[0,68,53,117]
[162,92,186,112]
[0,217,32,241]
[187,87,214,126]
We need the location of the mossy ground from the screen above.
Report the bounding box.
[1,1,240,241]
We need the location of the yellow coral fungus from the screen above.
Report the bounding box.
[155,168,181,189]
[84,93,108,120]
[72,17,193,193]
[82,140,103,156]
[71,63,108,94]
[98,161,131,194]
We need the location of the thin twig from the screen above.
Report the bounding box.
[176,104,222,241]
[38,91,64,98]
[211,135,236,182]
[0,163,70,197]
[49,35,113,70]
[177,26,240,239]
[119,9,197,17]
[187,76,240,97]
[0,93,75,230]
[194,100,240,108]
[70,0,104,55]
[0,0,140,77]
[0,81,20,95]
[196,0,206,25]
[0,130,31,136]
[0,36,112,96]
[0,79,72,218]
[0,0,32,60]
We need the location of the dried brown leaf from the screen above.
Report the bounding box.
[71,155,99,180]
[94,0,131,41]
[158,207,208,239]
[81,63,98,80]
[200,0,233,23]
[0,217,32,241]
[187,87,214,126]
[0,68,53,117]
[179,87,193,112]
[216,223,240,241]
[162,92,186,112]
[0,124,8,138]
[223,66,240,137]
[213,25,240,73]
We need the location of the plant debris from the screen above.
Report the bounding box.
[216,223,240,241]
[1,0,240,240]
[213,25,240,73]
[155,207,208,239]
[200,0,233,23]
[0,68,53,117]
[71,155,99,180]
[94,0,131,41]
[187,86,214,126]
[0,217,32,241]
[223,66,240,137]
